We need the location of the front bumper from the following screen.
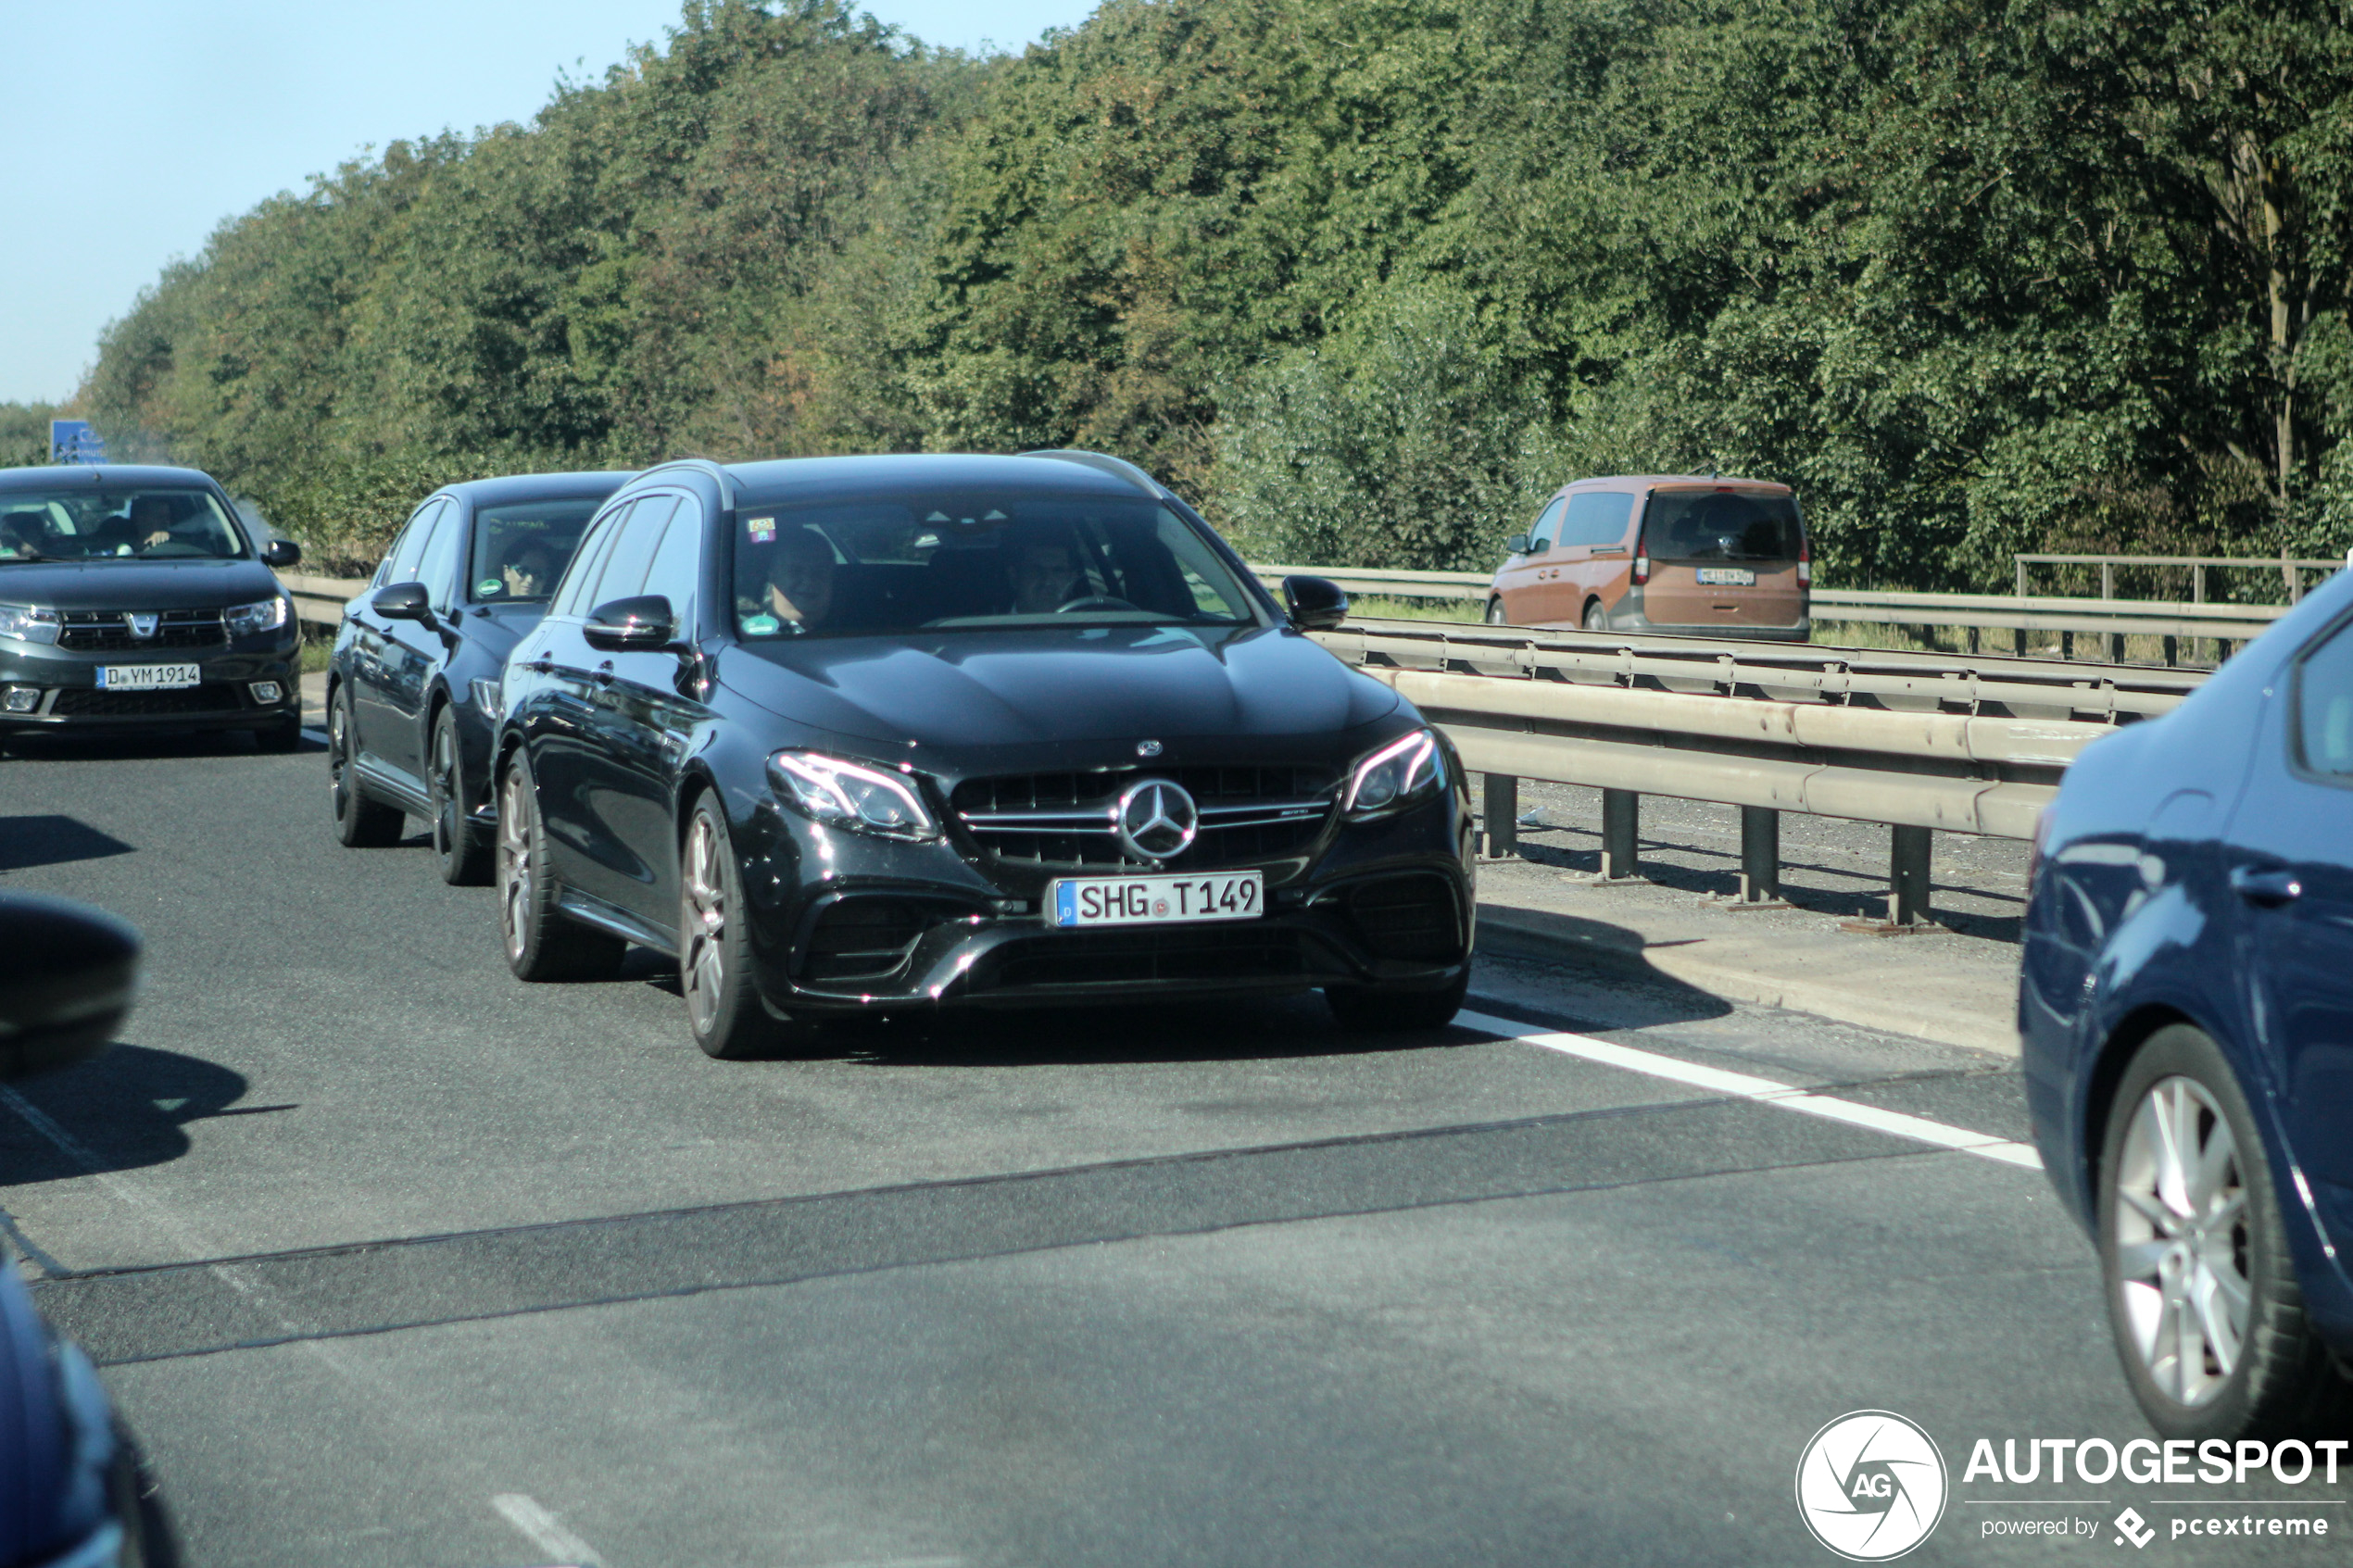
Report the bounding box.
[0,633,300,734]
[736,781,1476,1014]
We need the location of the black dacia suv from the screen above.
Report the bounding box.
[0,464,302,751]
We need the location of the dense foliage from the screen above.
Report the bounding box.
[77,0,2353,586]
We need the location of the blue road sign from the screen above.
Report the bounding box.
[48,420,106,465]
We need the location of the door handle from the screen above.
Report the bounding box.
[525,655,553,673]
[2230,865,2303,906]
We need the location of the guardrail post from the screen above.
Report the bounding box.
[1600,789,1640,881]
[1890,825,1932,927]
[1738,807,1779,902]
[2060,632,2073,660]
[2012,626,2026,656]
[1481,773,1517,859]
[2015,558,2027,597]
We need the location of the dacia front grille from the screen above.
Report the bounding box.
[57,609,228,652]
[950,764,1338,871]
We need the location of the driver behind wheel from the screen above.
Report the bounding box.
[1009,538,1084,614]
[763,526,837,633]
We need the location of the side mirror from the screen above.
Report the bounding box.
[584,595,678,651]
[1504,533,1532,556]
[371,582,434,626]
[0,893,138,1080]
[1281,575,1349,633]
[260,539,302,569]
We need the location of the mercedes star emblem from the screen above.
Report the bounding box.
[1114,778,1198,861]
[1136,739,1163,758]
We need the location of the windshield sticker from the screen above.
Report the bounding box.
[741,612,781,635]
[748,517,775,544]
[476,578,502,596]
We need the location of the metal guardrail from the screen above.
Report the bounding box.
[1314,619,2209,925]
[2015,551,2344,605]
[283,572,365,630]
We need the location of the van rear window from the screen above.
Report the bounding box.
[1645,491,1801,561]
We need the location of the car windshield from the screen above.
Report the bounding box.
[470,498,602,603]
[1644,490,1802,561]
[0,486,246,562]
[731,491,1261,640]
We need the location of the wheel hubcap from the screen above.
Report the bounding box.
[682,815,726,1033]
[497,770,531,960]
[329,705,349,811]
[2113,1075,2251,1407]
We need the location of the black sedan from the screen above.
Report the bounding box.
[0,463,302,750]
[326,470,631,882]
[493,451,1474,1057]
[2024,571,2353,1438]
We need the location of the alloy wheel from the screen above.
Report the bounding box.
[431,718,465,860]
[2112,1074,2252,1408]
[681,813,727,1035]
[328,702,351,812]
[497,768,532,961]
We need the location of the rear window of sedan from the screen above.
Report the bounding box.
[0,487,246,562]
[730,491,1262,639]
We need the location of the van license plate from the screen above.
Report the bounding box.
[1695,568,1756,586]
[97,663,201,690]
[1051,871,1264,927]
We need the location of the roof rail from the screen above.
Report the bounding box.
[1018,448,1162,496]
[640,456,737,509]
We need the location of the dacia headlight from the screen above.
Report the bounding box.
[225,596,291,638]
[768,750,939,839]
[1345,728,1443,818]
[0,602,61,644]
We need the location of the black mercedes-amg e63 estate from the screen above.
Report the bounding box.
[492,451,1474,1057]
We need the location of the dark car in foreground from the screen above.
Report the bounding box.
[0,892,174,1566]
[492,451,1474,1057]
[325,470,631,882]
[0,465,301,752]
[2023,571,2353,1438]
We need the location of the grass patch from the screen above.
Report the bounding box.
[1345,594,1486,623]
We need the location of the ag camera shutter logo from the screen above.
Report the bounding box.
[1795,1411,1948,1560]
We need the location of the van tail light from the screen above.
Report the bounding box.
[1631,527,1650,586]
[1797,536,1812,587]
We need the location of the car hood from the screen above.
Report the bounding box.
[718,623,1401,748]
[0,558,282,610]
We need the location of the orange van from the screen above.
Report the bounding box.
[1483,475,1810,640]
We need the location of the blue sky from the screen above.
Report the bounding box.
[0,0,1097,407]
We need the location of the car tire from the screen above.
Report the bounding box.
[679,794,812,1060]
[1484,597,1508,626]
[328,687,404,847]
[428,705,491,886]
[1582,598,1610,633]
[1324,971,1468,1033]
[2097,1022,2353,1438]
[496,752,626,983]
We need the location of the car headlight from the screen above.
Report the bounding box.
[0,602,61,644]
[768,750,939,839]
[225,596,291,638]
[471,677,505,724]
[1345,728,1444,818]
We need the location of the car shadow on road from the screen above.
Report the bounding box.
[0,814,137,872]
[0,1043,277,1185]
[0,729,320,763]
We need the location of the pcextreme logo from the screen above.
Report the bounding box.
[1795,1411,1951,1561]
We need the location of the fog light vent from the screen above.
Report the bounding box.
[2,685,40,713]
[248,681,284,704]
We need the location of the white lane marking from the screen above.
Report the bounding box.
[1455,1009,2043,1171]
[491,1493,601,1565]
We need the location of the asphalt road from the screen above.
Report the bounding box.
[0,727,2343,1566]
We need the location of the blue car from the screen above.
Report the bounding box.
[2023,571,2353,1439]
[0,892,171,1566]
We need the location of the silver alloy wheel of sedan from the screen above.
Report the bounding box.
[2112,1073,2251,1408]
[497,767,533,963]
[681,810,727,1036]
